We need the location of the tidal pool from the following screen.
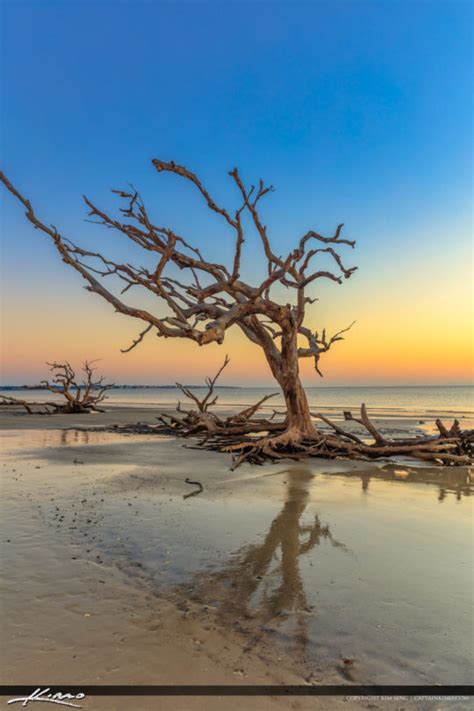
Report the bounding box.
[90,464,473,685]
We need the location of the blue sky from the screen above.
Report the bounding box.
[1,0,472,385]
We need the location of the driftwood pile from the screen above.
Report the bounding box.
[148,359,473,469]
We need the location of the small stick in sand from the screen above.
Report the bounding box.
[183,477,204,499]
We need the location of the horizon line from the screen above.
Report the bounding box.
[0,383,472,390]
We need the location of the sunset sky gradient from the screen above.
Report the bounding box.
[1,0,472,386]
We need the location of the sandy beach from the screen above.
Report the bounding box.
[2,0,473,706]
[0,405,472,710]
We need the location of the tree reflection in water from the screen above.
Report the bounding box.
[59,429,90,446]
[359,467,471,501]
[190,466,347,653]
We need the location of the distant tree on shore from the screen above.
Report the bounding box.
[0,360,112,414]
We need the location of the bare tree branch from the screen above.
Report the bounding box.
[121,324,154,353]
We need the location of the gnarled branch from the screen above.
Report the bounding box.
[0,164,357,377]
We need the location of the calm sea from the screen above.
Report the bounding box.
[2,385,473,419]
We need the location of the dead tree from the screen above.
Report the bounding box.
[41,360,113,412]
[0,163,357,436]
[0,361,113,414]
[1,163,472,465]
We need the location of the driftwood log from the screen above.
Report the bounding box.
[0,396,62,415]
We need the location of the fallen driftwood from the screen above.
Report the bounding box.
[204,410,473,470]
[0,396,60,415]
[144,360,473,470]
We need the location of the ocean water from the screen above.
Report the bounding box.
[2,384,473,419]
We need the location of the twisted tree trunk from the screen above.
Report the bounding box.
[280,373,315,435]
[266,326,316,438]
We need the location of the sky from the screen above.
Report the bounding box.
[0,0,472,386]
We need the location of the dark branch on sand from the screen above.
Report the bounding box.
[183,477,204,499]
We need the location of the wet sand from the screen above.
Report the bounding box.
[0,408,473,710]
[2,399,471,434]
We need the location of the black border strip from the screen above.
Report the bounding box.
[0,686,472,696]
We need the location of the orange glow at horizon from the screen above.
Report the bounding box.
[2,289,472,386]
[2,235,472,386]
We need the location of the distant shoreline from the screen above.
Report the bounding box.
[0,384,242,391]
[1,384,472,391]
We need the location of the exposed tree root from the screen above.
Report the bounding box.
[149,361,473,469]
[114,406,472,470]
[215,418,474,470]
